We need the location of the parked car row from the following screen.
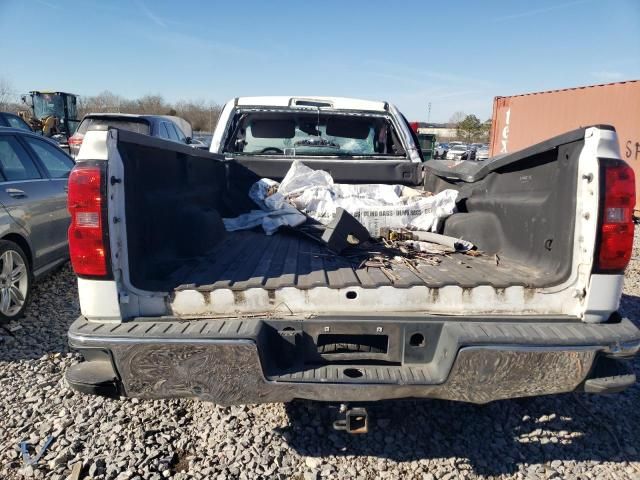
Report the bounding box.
[434,142,490,161]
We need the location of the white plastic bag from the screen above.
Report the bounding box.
[345,189,458,235]
[279,161,459,235]
[278,161,333,196]
[224,160,458,236]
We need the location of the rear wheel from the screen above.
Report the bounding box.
[0,240,31,324]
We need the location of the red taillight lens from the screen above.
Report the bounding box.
[597,162,635,272]
[409,122,419,133]
[67,164,109,277]
[68,134,83,145]
[68,134,84,158]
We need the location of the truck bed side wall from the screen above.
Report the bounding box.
[119,141,231,290]
[426,139,580,287]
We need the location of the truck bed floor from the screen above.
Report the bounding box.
[142,230,544,293]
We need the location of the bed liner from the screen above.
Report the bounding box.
[143,230,546,293]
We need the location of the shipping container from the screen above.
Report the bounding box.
[490,80,640,198]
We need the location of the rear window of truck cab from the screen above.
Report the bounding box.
[224,111,405,157]
[77,117,150,136]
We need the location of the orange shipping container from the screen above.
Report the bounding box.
[490,80,640,198]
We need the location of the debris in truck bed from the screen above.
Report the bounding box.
[309,232,470,284]
[403,240,454,255]
[380,228,474,252]
[223,160,459,236]
[319,207,371,253]
[349,224,484,282]
[222,161,478,280]
[293,220,481,284]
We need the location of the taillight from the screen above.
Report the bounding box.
[596,160,635,272]
[409,122,420,133]
[68,134,84,158]
[67,163,110,277]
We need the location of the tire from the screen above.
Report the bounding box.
[0,240,32,325]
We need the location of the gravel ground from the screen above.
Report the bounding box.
[1,240,640,480]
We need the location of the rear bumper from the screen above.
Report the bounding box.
[66,315,640,404]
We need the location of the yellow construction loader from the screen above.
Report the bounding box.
[19,91,80,145]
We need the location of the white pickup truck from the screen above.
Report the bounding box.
[66,96,639,427]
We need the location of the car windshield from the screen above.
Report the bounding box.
[33,94,65,119]
[451,145,467,151]
[225,111,404,157]
[77,117,150,136]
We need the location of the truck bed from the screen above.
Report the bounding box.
[114,128,588,317]
[148,230,541,293]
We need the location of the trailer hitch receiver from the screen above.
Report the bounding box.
[333,406,369,434]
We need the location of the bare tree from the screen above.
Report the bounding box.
[173,99,222,131]
[448,111,466,127]
[78,90,125,117]
[0,78,15,110]
[78,91,222,132]
[134,95,166,115]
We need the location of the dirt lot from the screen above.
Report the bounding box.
[1,237,639,480]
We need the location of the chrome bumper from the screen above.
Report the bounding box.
[67,316,640,404]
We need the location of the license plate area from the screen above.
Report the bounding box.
[317,333,389,355]
[259,319,444,377]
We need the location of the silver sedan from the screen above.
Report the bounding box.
[0,127,73,322]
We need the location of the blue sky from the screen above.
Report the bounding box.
[1,0,639,121]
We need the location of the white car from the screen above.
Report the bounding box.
[476,146,490,161]
[446,144,470,160]
[434,143,447,159]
